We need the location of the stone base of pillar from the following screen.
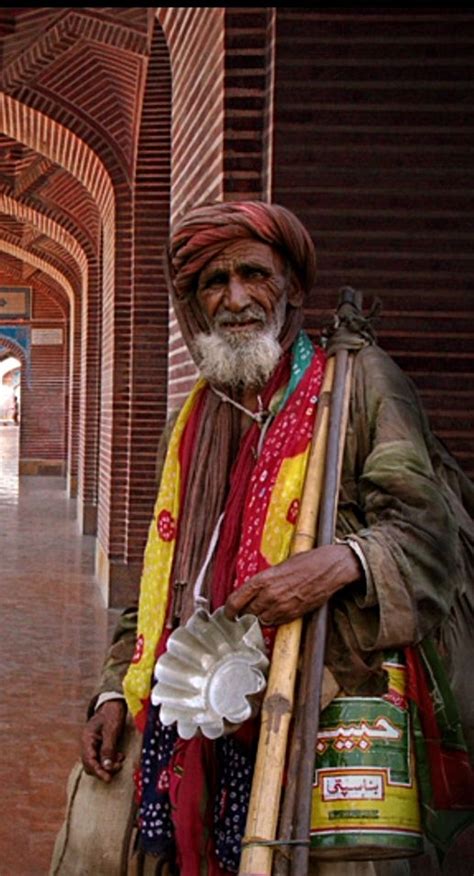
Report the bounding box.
[19,458,66,477]
[95,540,141,608]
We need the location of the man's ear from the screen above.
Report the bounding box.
[287,270,304,307]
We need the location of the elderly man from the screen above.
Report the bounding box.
[80,201,473,875]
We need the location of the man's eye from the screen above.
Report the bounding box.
[243,267,267,280]
[203,272,227,289]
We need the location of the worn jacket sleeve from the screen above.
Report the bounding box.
[329,343,464,692]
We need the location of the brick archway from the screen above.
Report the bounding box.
[0,240,73,483]
[0,95,112,507]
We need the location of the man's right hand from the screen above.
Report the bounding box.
[81,699,127,783]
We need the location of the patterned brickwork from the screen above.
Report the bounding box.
[0,95,114,216]
[21,341,67,466]
[156,8,224,415]
[77,254,100,530]
[2,11,166,574]
[271,7,474,477]
[0,86,114,501]
[0,7,471,607]
[0,262,68,467]
[158,7,275,414]
[0,192,86,280]
[126,21,171,566]
[223,8,272,200]
[0,241,80,480]
[0,9,155,591]
[0,239,74,305]
[37,171,102,251]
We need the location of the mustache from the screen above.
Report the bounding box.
[213,306,267,327]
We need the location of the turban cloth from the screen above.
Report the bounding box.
[163,200,317,356]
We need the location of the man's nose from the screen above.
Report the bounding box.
[224,277,251,311]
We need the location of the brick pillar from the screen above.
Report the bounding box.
[95,190,135,606]
[126,23,171,573]
[77,255,102,535]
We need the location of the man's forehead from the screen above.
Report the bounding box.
[200,240,283,274]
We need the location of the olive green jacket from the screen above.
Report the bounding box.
[95,344,474,754]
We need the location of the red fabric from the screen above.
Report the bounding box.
[405,645,474,809]
[233,347,326,594]
[169,737,229,876]
[211,353,291,610]
[147,346,326,870]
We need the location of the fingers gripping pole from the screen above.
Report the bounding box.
[238,357,336,876]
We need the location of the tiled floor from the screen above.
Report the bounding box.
[0,425,118,874]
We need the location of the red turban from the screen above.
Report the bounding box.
[164,200,317,354]
[166,200,317,300]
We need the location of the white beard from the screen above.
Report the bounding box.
[193,329,283,389]
[192,296,287,389]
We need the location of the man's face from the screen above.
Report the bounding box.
[192,239,300,390]
[196,240,289,340]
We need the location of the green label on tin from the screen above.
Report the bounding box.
[315,698,410,785]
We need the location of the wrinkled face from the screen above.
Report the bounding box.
[193,239,302,389]
[196,240,293,338]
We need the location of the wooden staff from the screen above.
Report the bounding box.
[289,344,353,875]
[238,357,336,876]
[273,347,353,876]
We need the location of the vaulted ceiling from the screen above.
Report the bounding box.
[0,6,154,303]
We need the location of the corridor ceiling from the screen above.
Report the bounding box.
[0,6,153,302]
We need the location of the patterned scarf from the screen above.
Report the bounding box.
[124,333,326,872]
[123,333,325,722]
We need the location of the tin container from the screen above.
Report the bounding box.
[310,653,423,860]
[151,606,269,740]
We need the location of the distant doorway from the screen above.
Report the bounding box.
[0,356,21,426]
[0,356,20,499]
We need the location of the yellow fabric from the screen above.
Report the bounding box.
[123,339,325,723]
[260,450,309,565]
[123,379,206,719]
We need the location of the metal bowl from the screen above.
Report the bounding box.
[151,606,269,739]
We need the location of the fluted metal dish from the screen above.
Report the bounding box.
[151,606,269,739]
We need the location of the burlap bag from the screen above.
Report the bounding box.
[50,717,141,876]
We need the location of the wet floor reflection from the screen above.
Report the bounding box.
[0,427,119,873]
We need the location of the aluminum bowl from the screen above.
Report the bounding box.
[151,606,269,739]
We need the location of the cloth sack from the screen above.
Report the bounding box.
[49,717,140,876]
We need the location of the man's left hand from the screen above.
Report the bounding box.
[224,544,361,626]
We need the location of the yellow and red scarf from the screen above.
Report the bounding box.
[124,333,326,727]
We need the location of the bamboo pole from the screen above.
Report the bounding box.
[290,349,353,875]
[238,356,336,876]
[274,351,353,876]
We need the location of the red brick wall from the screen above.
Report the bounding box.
[77,254,101,531]
[126,20,172,566]
[271,7,474,477]
[0,89,116,528]
[223,8,273,200]
[21,342,66,466]
[24,281,67,466]
[158,7,225,413]
[158,7,226,222]
[158,7,274,411]
[0,271,69,470]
